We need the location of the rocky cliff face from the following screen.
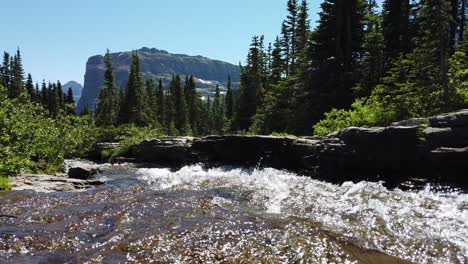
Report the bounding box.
[77,47,241,112]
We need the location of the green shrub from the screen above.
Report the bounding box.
[0,176,12,191]
[102,125,164,160]
[0,85,96,176]
[313,97,397,138]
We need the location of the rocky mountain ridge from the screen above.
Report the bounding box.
[77,47,240,112]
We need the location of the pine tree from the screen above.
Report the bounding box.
[295,0,310,65]
[10,49,24,98]
[25,73,35,100]
[186,75,199,134]
[201,97,213,135]
[34,83,41,103]
[164,86,177,135]
[382,0,412,68]
[270,37,283,84]
[413,0,453,113]
[280,22,291,76]
[449,28,468,105]
[157,79,166,126]
[236,36,266,130]
[213,85,224,134]
[372,0,454,118]
[41,80,48,108]
[311,0,367,111]
[145,79,158,126]
[65,88,76,115]
[0,52,10,90]
[225,76,234,120]
[460,0,466,40]
[48,82,58,117]
[96,50,120,126]
[354,0,385,97]
[119,51,149,126]
[284,0,299,75]
[172,74,190,134]
[56,80,64,112]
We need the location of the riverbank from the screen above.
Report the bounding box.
[123,109,468,191]
[11,174,103,193]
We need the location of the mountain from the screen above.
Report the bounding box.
[61,81,82,104]
[77,47,241,112]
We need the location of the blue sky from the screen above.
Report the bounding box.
[2,0,380,85]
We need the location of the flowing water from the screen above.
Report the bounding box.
[1,164,467,263]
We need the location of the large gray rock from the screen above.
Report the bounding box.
[424,127,468,149]
[131,137,196,164]
[77,47,241,112]
[192,135,304,169]
[337,126,422,167]
[11,174,103,193]
[66,160,99,180]
[428,147,468,186]
[429,109,468,127]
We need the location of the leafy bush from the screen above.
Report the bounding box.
[100,125,164,160]
[58,115,96,158]
[313,97,397,138]
[0,176,12,191]
[0,86,95,175]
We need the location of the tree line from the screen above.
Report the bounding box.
[233,0,468,136]
[0,49,77,117]
[94,50,234,135]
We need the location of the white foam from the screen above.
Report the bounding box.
[135,165,468,263]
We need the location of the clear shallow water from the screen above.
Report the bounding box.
[1,164,467,263]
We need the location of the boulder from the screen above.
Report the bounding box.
[429,109,468,127]
[131,137,195,164]
[428,147,468,188]
[66,160,99,180]
[336,126,423,168]
[12,174,103,193]
[192,135,302,169]
[316,126,427,186]
[424,127,468,149]
[87,142,122,161]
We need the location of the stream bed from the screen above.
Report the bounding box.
[1,164,467,263]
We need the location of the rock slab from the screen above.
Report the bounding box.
[11,174,103,193]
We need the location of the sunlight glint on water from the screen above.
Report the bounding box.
[137,165,468,264]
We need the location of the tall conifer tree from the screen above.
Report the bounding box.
[96,50,120,126]
[119,51,148,126]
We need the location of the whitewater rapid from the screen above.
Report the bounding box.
[136,165,468,264]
